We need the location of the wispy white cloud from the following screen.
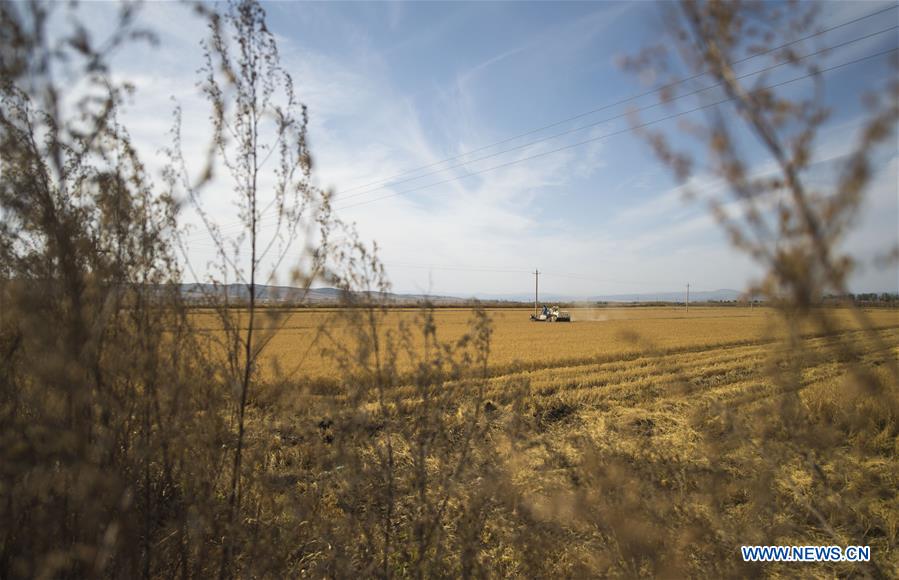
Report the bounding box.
[53,1,896,296]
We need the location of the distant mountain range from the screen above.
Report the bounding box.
[178,284,745,305]
[474,289,745,303]
[178,284,463,305]
[602,289,744,302]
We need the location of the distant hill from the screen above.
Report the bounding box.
[471,289,744,303]
[178,283,464,305]
[589,289,743,303]
[176,284,744,305]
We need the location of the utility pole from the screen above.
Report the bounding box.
[686,283,690,312]
[534,269,540,316]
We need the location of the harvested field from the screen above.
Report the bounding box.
[197,305,899,575]
[192,306,899,381]
[9,296,897,577]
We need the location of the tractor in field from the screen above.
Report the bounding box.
[530,304,571,322]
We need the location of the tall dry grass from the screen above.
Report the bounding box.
[1,0,897,578]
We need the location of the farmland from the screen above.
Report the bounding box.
[192,306,899,380]
[6,0,899,575]
[200,305,899,576]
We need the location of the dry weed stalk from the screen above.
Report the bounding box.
[2,1,897,578]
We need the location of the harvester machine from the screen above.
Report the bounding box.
[530,304,571,322]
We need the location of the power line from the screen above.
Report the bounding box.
[382,262,661,287]
[172,246,663,288]
[183,40,899,245]
[180,8,899,243]
[181,36,893,254]
[334,4,899,196]
[333,46,899,211]
[335,24,897,203]
[181,251,663,287]
[383,262,531,274]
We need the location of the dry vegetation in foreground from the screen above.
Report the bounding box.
[3,0,898,577]
[237,305,899,577]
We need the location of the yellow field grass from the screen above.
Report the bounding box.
[205,305,899,576]
[227,305,899,576]
[192,306,899,381]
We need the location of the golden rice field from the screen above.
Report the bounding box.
[198,305,899,576]
[192,306,899,382]
[476,321,899,577]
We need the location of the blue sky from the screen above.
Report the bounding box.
[81,0,899,297]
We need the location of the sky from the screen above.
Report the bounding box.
[67,0,899,298]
